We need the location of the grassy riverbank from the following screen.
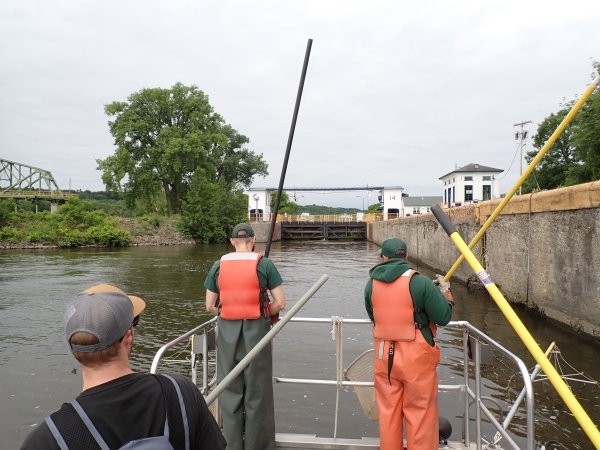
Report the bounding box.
[117,216,195,246]
[0,200,194,249]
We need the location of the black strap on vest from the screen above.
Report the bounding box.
[387,341,395,385]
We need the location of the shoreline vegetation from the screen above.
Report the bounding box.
[0,199,196,249]
[0,195,364,250]
[0,217,194,249]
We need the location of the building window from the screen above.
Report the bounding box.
[465,185,473,201]
[452,186,455,203]
[483,184,491,200]
[464,176,473,181]
[413,207,420,215]
[482,175,491,181]
[388,208,400,219]
[426,207,430,212]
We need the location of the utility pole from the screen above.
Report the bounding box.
[514,120,532,195]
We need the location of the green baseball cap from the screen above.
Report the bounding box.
[379,238,407,258]
[231,223,255,238]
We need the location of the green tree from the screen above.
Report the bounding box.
[0,199,16,227]
[98,83,268,215]
[523,107,576,192]
[270,192,299,215]
[570,63,600,183]
[180,173,247,243]
[524,63,600,192]
[366,203,382,213]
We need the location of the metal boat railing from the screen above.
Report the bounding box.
[150,311,534,449]
[150,316,218,395]
[273,318,534,450]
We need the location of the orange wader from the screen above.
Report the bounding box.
[372,269,441,450]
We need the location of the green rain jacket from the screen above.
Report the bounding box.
[364,258,453,346]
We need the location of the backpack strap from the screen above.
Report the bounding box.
[155,374,190,450]
[71,400,111,450]
[45,403,102,450]
[44,416,70,450]
[44,374,187,450]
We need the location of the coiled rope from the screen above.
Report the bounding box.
[330,315,344,438]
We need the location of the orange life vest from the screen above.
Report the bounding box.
[218,252,262,320]
[372,269,417,341]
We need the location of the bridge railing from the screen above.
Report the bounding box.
[0,190,79,200]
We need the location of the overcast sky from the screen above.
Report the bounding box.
[1,1,598,208]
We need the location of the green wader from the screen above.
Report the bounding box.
[217,316,275,450]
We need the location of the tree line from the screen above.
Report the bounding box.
[3,64,598,245]
[522,62,600,193]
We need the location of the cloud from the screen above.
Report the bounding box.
[1,0,598,208]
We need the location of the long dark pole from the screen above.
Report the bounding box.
[264,38,313,257]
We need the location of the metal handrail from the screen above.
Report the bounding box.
[150,316,217,374]
[0,189,79,198]
[148,311,535,448]
[273,318,534,449]
[459,321,534,450]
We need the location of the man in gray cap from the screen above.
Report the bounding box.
[21,284,225,450]
[204,223,286,450]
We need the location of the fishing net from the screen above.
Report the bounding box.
[343,349,378,421]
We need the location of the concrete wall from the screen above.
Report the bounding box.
[251,221,280,243]
[368,181,600,339]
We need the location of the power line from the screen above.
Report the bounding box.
[498,141,522,180]
[514,120,532,195]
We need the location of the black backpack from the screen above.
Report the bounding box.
[44,374,189,450]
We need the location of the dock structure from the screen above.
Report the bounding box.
[281,219,367,240]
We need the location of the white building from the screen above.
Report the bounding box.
[245,188,273,221]
[378,186,405,220]
[439,163,503,207]
[246,185,410,220]
[403,196,443,216]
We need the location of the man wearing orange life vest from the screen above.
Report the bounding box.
[364,238,455,450]
[204,223,286,450]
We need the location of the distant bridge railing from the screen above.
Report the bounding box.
[0,190,79,200]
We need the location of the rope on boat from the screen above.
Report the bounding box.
[330,315,344,438]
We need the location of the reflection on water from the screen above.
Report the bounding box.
[1,241,599,449]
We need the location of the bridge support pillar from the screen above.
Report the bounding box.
[50,203,59,214]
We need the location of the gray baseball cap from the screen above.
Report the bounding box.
[65,284,146,353]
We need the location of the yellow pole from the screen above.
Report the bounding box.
[444,74,600,281]
[432,205,600,448]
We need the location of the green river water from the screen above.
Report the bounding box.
[1,241,599,448]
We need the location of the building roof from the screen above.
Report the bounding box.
[403,196,442,207]
[439,163,503,180]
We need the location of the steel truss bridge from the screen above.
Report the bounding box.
[0,158,78,200]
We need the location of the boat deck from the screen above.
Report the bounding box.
[275,433,479,449]
[153,313,533,450]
